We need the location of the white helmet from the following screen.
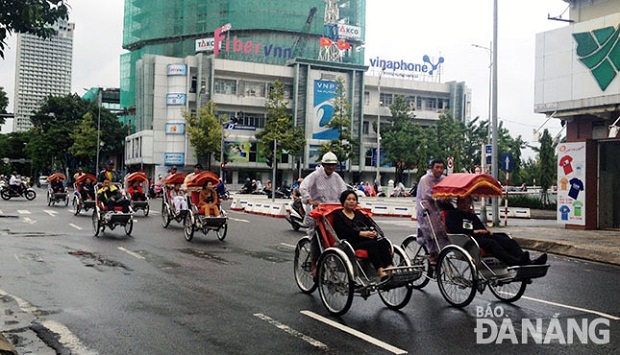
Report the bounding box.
[321,152,338,164]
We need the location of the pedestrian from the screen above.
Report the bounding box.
[415,158,450,265]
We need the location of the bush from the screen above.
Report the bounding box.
[501,194,556,210]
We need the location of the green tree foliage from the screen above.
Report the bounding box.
[316,78,355,170]
[29,94,127,173]
[184,101,222,170]
[0,131,30,175]
[537,128,556,206]
[381,95,418,183]
[0,86,7,126]
[0,0,69,59]
[256,80,305,169]
[69,112,98,160]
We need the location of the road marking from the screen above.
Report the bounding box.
[280,243,296,249]
[228,217,249,223]
[40,320,98,355]
[118,247,145,260]
[301,310,407,354]
[44,209,58,216]
[23,217,36,224]
[69,223,82,230]
[522,296,620,321]
[17,210,31,214]
[253,313,327,350]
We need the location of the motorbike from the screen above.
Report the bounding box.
[1,182,37,200]
[286,198,309,231]
[215,181,230,200]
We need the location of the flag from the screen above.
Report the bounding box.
[337,39,351,50]
[320,37,333,47]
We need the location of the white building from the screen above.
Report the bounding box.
[125,54,469,189]
[13,21,74,132]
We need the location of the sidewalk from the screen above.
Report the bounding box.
[490,211,620,266]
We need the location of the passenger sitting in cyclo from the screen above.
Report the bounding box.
[332,190,394,280]
[170,183,188,214]
[80,177,96,201]
[444,195,547,266]
[127,180,146,201]
[97,179,130,213]
[51,177,65,193]
[197,181,220,217]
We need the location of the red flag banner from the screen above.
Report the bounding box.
[320,37,333,47]
[337,39,351,50]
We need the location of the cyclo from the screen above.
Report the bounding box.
[183,171,228,242]
[293,204,422,316]
[160,171,188,228]
[46,173,69,207]
[92,182,134,237]
[125,172,150,216]
[72,173,97,215]
[401,173,550,307]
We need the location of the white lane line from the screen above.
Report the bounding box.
[253,313,327,350]
[44,209,58,216]
[0,209,3,214]
[117,247,145,260]
[522,296,620,321]
[228,217,249,223]
[280,243,296,249]
[69,223,82,230]
[17,210,31,214]
[23,217,36,224]
[301,310,408,354]
[40,320,98,355]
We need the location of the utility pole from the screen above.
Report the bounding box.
[491,0,500,226]
[375,67,385,186]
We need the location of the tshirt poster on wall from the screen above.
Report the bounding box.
[556,142,586,225]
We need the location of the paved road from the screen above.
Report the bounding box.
[0,192,618,354]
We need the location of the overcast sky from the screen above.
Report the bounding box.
[0,0,570,157]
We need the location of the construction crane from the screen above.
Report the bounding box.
[318,0,341,62]
[292,7,318,59]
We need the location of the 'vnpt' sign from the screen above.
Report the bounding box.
[573,24,620,91]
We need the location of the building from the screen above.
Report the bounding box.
[534,0,620,229]
[81,87,122,116]
[13,20,74,132]
[122,0,470,188]
[125,53,469,189]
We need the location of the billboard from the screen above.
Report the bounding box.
[166,93,186,106]
[556,142,586,225]
[167,64,187,76]
[338,24,362,41]
[534,13,620,112]
[164,153,185,166]
[165,123,185,135]
[195,37,216,52]
[224,141,251,163]
[312,80,338,140]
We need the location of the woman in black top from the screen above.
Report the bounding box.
[445,195,547,266]
[332,190,393,279]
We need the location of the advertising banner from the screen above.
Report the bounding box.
[556,142,586,225]
[166,93,187,106]
[195,37,216,52]
[165,123,186,135]
[164,153,185,166]
[224,141,251,163]
[167,64,187,76]
[337,24,362,41]
[312,80,338,140]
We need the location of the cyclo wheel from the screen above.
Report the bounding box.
[436,246,477,308]
[216,222,227,241]
[124,217,133,236]
[401,235,431,289]
[143,203,150,216]
[318,249,354,316]
[293,237,317,294]
[161,203,171,228]
[47,191,52,206]
[73,196,81,215]
[64,194,70,206]
[92,209,101,237]
[378,246,413,310]
[489,280,527,303]
[184,213,195,242]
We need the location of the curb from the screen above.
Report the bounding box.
[512,236,620,266]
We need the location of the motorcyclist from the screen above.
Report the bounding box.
[241,178,255,194]
[9,171,23,194]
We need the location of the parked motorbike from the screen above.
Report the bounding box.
[286,198,308,231]
[0,182,37,200]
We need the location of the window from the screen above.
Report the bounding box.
[244,81,265,97]
[405,95,416,108]
[214,79,237,95]
[416,96,423,110]
[363,121,369,135]
[427,97,437,110]
[364,91,370,105]
[379,92,393,107]
[237,112,266,128]
[365,148,373,166]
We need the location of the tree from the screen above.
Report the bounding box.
[316,78,355,171]
[0,0,69,59]
[381,95,418,183]
[69,112,98,160]
[0,86,8,126]
[537,129,556,206]
[184,101,222,170]
[256,80,305,174]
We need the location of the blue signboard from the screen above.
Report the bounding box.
[164,153,185,166]
[501,153,513,172]
[166,93,187,106]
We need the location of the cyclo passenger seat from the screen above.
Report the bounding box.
[190,190,220,215]
[441,210,491,257]
[319,206,371,259]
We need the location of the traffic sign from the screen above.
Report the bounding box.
[447,157,454,175]
[485,144,492,155]
[474,166,481,174]
[501,153,513,172]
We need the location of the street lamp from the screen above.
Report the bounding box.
[375,67,386,185]
[491,0,499,226]
[95,88,102,176]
